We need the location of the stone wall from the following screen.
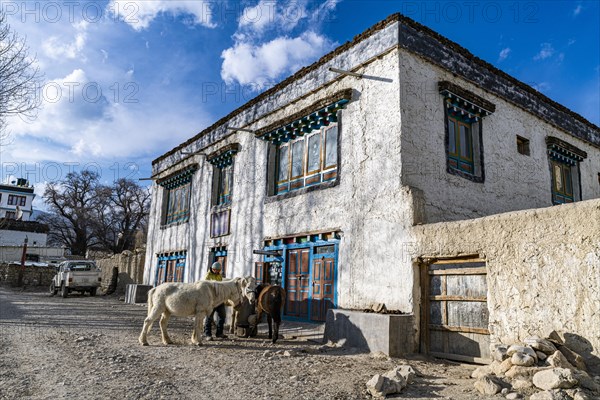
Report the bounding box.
[0,263,55,286]
[95,249,145,294]
[412,198,600,371]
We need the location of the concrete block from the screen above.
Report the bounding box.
[324,309,417,357]
[125,284,153,304]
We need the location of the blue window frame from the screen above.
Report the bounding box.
[158,165,197,226]
[156,251,186,285]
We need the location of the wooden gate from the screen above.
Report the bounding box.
[285,248,310,318]
[310,256,335,321]
[421,258,490,363]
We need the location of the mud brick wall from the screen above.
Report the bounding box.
[95,249,145,293]
[0,263,56,286]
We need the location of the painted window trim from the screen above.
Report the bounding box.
[546,137,586,205]
[157,165,198,228]
[439,82,493,183]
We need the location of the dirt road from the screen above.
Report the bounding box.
[0,285,491,399]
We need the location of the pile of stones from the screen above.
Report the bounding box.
[471,333,600,399]
[366,364,416,398]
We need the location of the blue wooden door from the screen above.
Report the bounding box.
[310,256,335,322]
[285,248,310,318]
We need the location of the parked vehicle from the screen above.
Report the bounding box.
[50,260,101,298]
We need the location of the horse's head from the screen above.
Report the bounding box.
[239,276,257,304]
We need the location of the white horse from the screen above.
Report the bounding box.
[139,276,257,346]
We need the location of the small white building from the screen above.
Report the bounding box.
[143,14,600,363]
[0,178,35,221]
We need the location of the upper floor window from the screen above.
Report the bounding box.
[8,195,26,206]
[439,81,495,183]
[276,124,338,194]
[207,144,240,238]
[255,91,351,198]
[546,137,586,205]
[157,165,198,226]
[207,144,240,208]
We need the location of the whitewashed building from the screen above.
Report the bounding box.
[0,178,35,221]
[144,15,600,363]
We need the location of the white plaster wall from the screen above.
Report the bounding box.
[0,230,47,247]
[399,50,600,223]
[411,198,600,371]
[144,21,424,311]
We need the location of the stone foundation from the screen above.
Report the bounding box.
[0,263,55,287]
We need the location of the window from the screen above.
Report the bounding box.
[156,251,186,285]
[550,160,574,204]
[276,124,338,194]
[547,137,586,205]
[447,116,474,174]
[7,195,26,206]
[214,164,233,206]
[439,81,495,182]
[157,165,198,226]
[5,211,16,219]
[517,136,530,156]
[165,182,191,225]
[207,144,239,238]
[255,92,350,198]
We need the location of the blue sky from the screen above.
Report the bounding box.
[1,0,598,209]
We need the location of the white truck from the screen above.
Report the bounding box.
[50,260,102,298]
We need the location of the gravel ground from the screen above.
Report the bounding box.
[0,284,495,399]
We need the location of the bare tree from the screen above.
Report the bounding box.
[93,179,151,253]
[41,173,150,256]
[0,12,42,133]
[41,171,106,256]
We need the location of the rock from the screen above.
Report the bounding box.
[507,345,537,360]
[524,337,558,355]
[533,368,579,390]
[547,351,575,369]
[511,352,536,367]
[530,389,572,400]
[501,387,509,395]
[506,392,521,400]
[571,370,600,393]
[537,351,548,361]
[506,366,547,380]
[493,358,513,376]
[474,375,502,395]
[370,351,389,360]
[511,379,533,390]
[566,389,591,400]
[559,346,587,371]
[493,344,509,362]
[366,372,406,398]
[394,365,416,384]
[547,331,564,344]
[471,365,493,379]
[75,337,86,343]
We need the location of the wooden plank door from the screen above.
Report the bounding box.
[285,248,310,318]
[310,257,335,322]
[254,262,266,285]
[422,259,490,363]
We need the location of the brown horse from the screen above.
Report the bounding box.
[254,284,286,343]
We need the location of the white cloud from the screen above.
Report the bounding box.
[222,0,340,87]
[42,20,88,60]
[221,31,335,86]
[534,43,554,61]
[573,4,582,16]
[498,47,511,62]
[108,0,215,31]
